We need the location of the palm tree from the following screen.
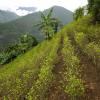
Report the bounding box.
[36,8,61,39]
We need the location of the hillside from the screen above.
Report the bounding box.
[0,6,73,49]
[0,16,100,99]
[0,10,19,23]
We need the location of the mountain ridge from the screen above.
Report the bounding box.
[0,6,73,49]
[0,10,19,23]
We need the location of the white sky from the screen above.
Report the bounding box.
[0,0,88,16]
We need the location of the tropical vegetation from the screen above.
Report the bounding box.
[0,34,38,65]
[36,8,62,39]
[0,0,100,99]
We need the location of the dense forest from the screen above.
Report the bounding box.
[0,0,100,100]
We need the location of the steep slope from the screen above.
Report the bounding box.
[63,16,100,100]
[0,10,19,23]
[0,6,73,49]
[0,16,99,99]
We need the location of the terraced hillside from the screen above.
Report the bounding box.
[0,16,100,100]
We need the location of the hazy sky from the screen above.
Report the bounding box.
[0,0,88,15]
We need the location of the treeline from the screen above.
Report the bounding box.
[0,34,38,65]
[74,0,100,23]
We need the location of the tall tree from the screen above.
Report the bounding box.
[37,8,60,39]
[88,0,94,12]
[88,0,100,23]
[74,7,84,20]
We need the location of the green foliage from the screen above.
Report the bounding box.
[18,33,38,52]
[62,33,85,99]
[85,42,100,66]
[0,13,99,99]
[65,16,100,44]
[74,31,100,67]
[0,32,61,99]
[65,18,100,98]
[65,16,100,68]
[0,41,48,99]
[65,75,85,98]
[0,6,73,50]
[37,8,61,39]
[74,7,84,20]
[75,32,88,48]
[27,34,60,100]
[0,34,38,65]
[88,0,100,23]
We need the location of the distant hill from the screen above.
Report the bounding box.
[0,6,73,49]
[0,10,19,23]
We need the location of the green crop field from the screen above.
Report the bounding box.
[0,15,100,100]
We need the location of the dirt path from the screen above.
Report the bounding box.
[45,36,68,100]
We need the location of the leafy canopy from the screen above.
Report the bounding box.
[37,8,61,39]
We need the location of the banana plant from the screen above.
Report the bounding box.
[36,8,61,39]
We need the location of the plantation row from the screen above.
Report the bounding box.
[27,34,61,100]
[0,33,61,99]
[64,17,100,69]
[74,32,100,68]
[0,16,99,99]
[62,32,85,99]
[0,30,86,99]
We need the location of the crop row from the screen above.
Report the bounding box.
[62,32,85,100]
[0,42,51,99]
[0,34,60,99]
[27,34,61,100]
[74,32,100,67]
[0,33,61,99]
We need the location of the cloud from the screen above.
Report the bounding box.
[17,7,37,12]
[0,0,88,15]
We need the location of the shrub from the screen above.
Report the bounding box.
[0,34,38,65]
[85,42,100,66]
[75,32,88,48]
[74,7,84,20]
[65,75,85,99]
[19,34,38,48]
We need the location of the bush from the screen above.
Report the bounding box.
[65,75,85,98]
[0,34,38,65]
[75,32,88,48]
[85,42,100,66]
[19,34,38,48]
[88,0,100,23]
